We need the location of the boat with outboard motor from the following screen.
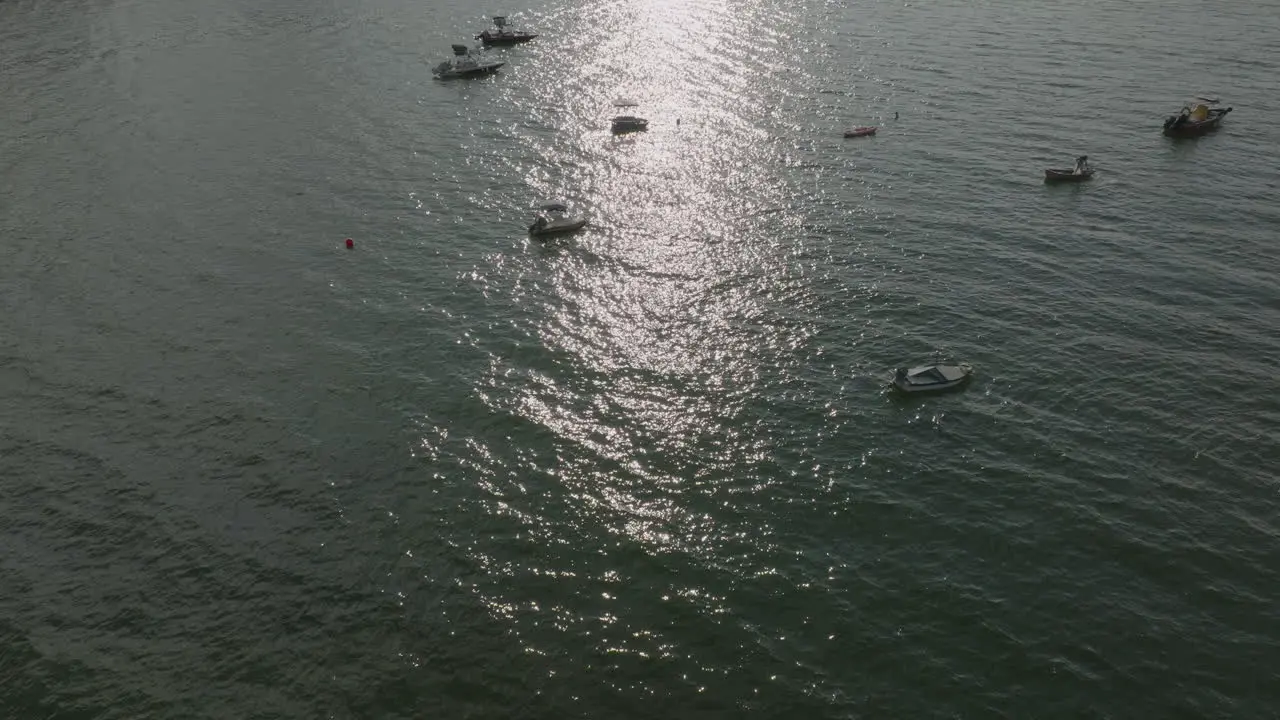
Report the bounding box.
[476,16,537,46]
[891,364,973,393]
[432,44,504,79]
[1163,98,1232,137]
[529,203,587,238]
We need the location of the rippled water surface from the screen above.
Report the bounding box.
[2,0,1278,716]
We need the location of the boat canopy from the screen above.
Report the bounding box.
[493,16,508,28]
[906,365,965,382]
[451,44,469,55]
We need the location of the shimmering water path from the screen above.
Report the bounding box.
[1,0,1278,716]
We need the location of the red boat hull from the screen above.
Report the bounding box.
[843,127,877,138]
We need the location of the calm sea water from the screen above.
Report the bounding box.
[2,0,1278,716]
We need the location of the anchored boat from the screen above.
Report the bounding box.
[1163,98,1232,137]
[476,16,537,46]
[891,364,973,394]
[529,202,587,238]
[432,44,504,79]
[610,99,649,135]
[611,116,649,134]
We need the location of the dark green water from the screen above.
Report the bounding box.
[2,0,1278,716]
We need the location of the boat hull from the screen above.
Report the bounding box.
[433,62,505,79]
[530,219,587,238]
[844,127,877,138]
[611,116,649,134]
[892,376,970,393]
[477,32,537,46]
[1044,168,1093,183]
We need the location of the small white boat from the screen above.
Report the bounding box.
[432,44,504,79]
[529,202,587,238]
[891,364,973,393]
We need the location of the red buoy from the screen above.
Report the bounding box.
[345,238,354,249]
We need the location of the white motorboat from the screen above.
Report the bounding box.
[529,202,587,238]
[432,44,504,79]
[891,364,973,393]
